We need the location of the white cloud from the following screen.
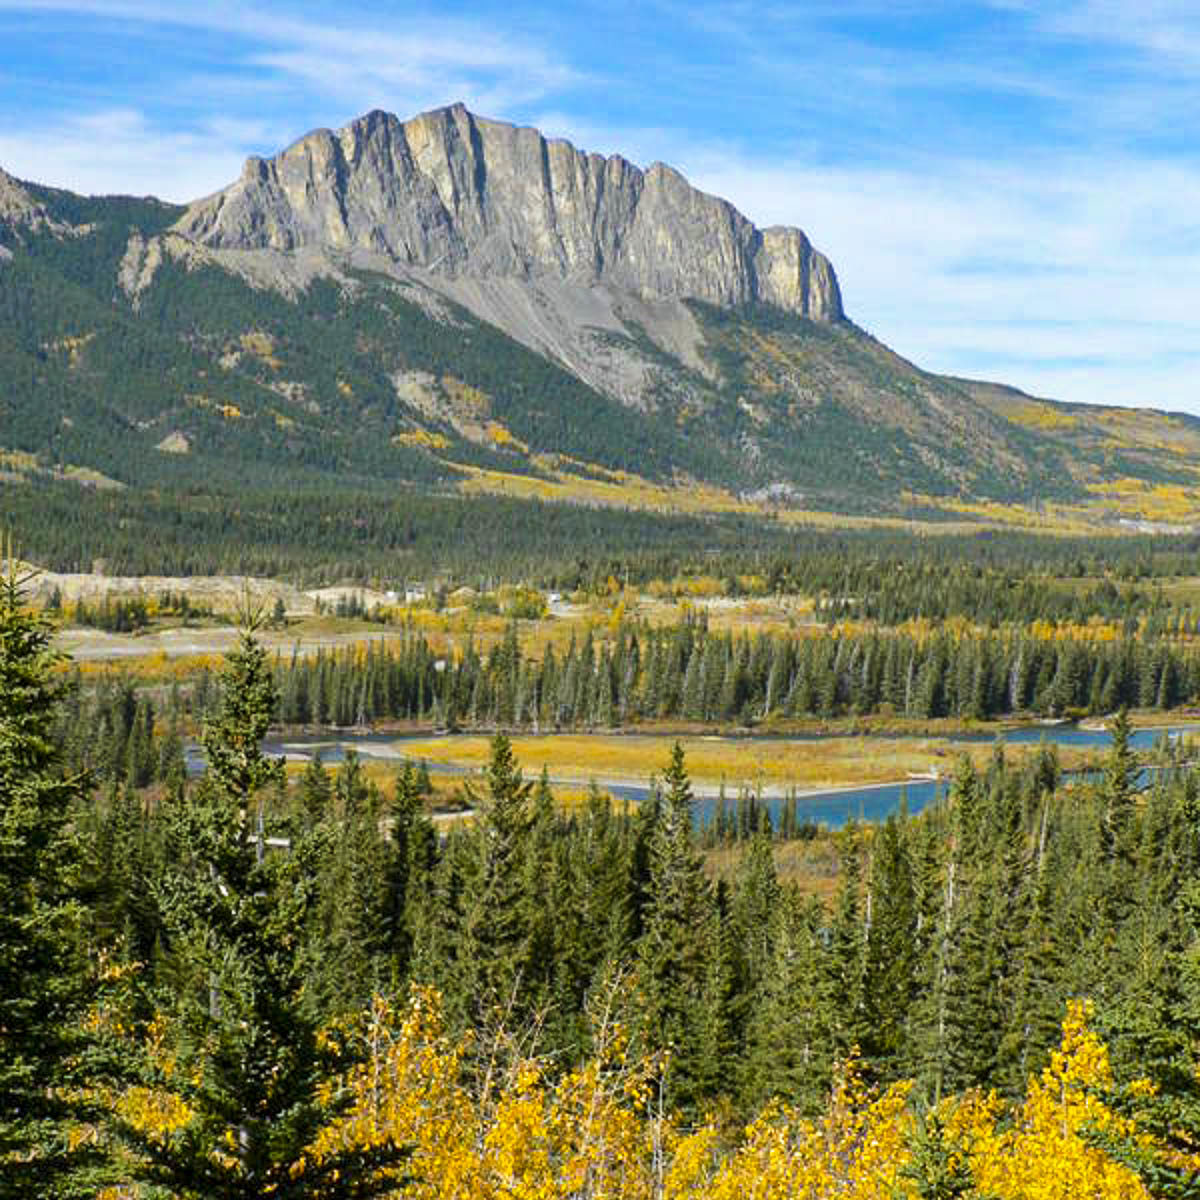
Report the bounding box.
[0,108,280,199]
[669,148,1200,412]
[0,3,580,194]
[0,1,580,119]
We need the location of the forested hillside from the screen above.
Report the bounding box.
[6,161,1200,563]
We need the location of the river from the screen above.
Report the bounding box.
[183,722,1195,831]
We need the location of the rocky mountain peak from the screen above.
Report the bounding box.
[174,104,843,321]
[0,168,53,231]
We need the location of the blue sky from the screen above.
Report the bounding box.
[2,0,1198,413]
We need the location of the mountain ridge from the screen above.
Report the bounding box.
[174,103,843,321]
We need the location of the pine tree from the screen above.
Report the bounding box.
[743,891,833,1115]
[298,751,333,828]
[0,557,104,1197]
[730,832,782,1018]
[696,879,738,1100]
[311,759,395,1013]
[388,761,430,980]
[1103,707,1139,867]
[1090,828,1200,1197]
[520,767,559,1015]
[900,1110,979,1199]
[116,624,408,1199]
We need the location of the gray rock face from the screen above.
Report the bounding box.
[175,104,843,321]
[0,167,57,232]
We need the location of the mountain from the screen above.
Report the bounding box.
[176,104,843,321]
[2,102,1200,540]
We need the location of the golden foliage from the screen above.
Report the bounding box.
[949,1000,1150,1200]
[393,429,452,450]
[311,987,662,1199]
[89,991,1175,1198]
[677,1059,912,1199]
[1003,399,1080,431]
[310,996,1165,1199]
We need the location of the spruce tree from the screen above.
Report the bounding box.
[0,558,103,1197]
[297,751,333,828]
[461,734,535,1026]
[1090,854,1200,1198]
[743,891,833,1115]
[695,879,738,1101]
[310,760,395,1014]
[633,743,713,1115]
[827,824,868,1058]
[861,814,918,1077]
[389,761,430,980]
[520,767,559,1016]
[117,625,408,1199]
[1103,706,1139,868]
[730,832,782,1023]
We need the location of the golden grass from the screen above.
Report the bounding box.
[452,458,1021,535]
[393,429,451,450]
[0,448,38,473]
[453,462,756,515]
[441,376,490,419]
[238,330,282,370]
[900,491,1097,534]
[1090,407,1200,455]
[386,732,1067,793]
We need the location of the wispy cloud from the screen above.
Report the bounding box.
[0,108,255,199]
[672,145,1200,409]
[0,1,581,123]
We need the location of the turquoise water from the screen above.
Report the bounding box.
[227,722,1193,830]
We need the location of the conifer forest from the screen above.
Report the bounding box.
[9,531,1200,1199]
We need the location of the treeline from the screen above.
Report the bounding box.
[58,589,216,632]
[12,462,1200,601]
[271,617,1200,728]
[825,559,1181,628]
[52,672,188,787]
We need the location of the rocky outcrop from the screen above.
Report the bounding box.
[0,167,61,233]
[175,104,843,321]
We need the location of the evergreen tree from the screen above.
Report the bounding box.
[695,879,738,1100]
[633,743,713,1115]
[461,734,535,1026]
[1091,857,1200,1198]
[116,624,408,1199]
[730,832,782,1027]
[743,891,832,1115]
[0,558,103,1197]
[520,767,559,1017]
[900,1110,979,1200]
[861,814,918,1076]
[298,751,333,828]
[1103,707,1139,867]
[388,761,430,980]
[827,824,868,1058]
[310,760,395,1014]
